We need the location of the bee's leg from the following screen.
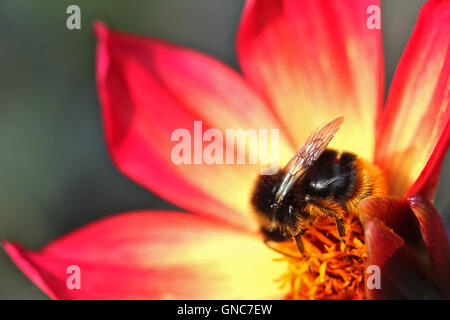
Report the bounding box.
[286,216,312,271]
[308,201,347,239]
[336,217,346,238]
[293,233,305,254]
[320,208,346,237]
[321,209,348,249]
[293,233,312,273]
[335,217,348,250]
[286,212,305,255]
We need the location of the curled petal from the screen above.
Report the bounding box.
[3,211,287,299]
[359,210,404,267]
[359,196,422,247]
[95,22,293,229]
[359,212,403,299]
[237,0,384,160]
[375,0,450,199]
[360,197,442,299]
[408,195,450,297]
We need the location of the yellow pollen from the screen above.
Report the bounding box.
[274,216,367,300]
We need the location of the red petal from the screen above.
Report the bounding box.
[408,195,450,297]
[359,212,404,299]
[359,210,404,267]
[95,22,294,229]
[359,196,422,247]
[3,211,287,299]
[375,0,450,199]
[237,0,384,160]
[360,197,441,299]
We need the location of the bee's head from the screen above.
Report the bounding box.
[251,171,307,233]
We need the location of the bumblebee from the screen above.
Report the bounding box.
[251,117,387,255]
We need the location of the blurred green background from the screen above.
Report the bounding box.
[0,0,448,299]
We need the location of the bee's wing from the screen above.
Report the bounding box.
[285,117,344,175]
[274,117,344,204]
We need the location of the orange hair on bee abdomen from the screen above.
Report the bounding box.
[345,158,388,214]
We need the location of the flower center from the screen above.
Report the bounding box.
[275,215,367,299]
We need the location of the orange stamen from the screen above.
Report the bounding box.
[275,216,367,300]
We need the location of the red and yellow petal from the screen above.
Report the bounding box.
[95,22,293,229]
[3,211,287,299]
[375,0,450,199]
[237,0,384,160]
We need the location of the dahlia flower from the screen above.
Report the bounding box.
[3,0,450,299]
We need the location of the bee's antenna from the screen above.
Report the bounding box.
[263,239,301,260]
